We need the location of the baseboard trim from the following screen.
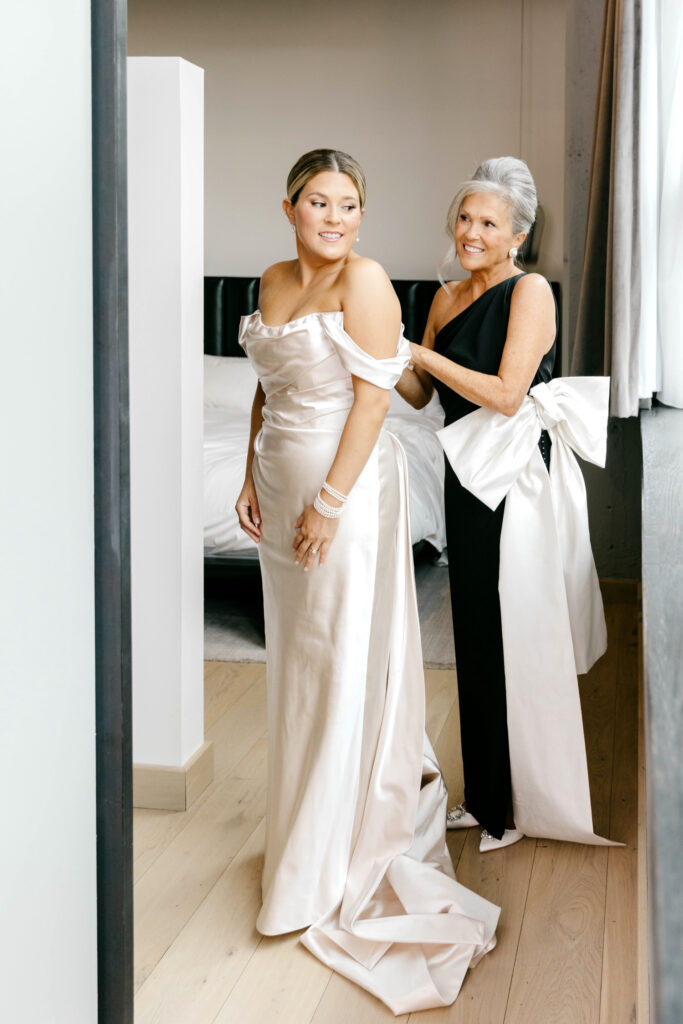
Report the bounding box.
[133,740,214,811]
[599,577,640,604]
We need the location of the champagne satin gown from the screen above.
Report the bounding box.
[239,310,499,1015]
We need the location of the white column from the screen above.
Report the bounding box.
[128,57,205,773]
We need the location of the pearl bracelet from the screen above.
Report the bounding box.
[321,480,349,504]
[314,492,344,519]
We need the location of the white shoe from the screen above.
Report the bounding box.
[446,804,479,830]
[479,828,524,853]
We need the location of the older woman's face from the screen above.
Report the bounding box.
[455,192,522,273]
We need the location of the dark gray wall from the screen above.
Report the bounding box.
[564,0,642,580]
[641,406,683,1024]
[581,417,642,579]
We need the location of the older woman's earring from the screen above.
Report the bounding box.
[509,247,518,259]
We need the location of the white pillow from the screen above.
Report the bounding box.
[204,355,258,414]
[389,386,444,425]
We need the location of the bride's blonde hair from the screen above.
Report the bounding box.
[286,149,367,208]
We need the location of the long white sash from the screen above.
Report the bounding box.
[437,377,619,845]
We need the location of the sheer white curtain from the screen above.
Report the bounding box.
[573,0,683,414]
[637,0,659,402]
[653,0,683,408]
[638,0,683,409]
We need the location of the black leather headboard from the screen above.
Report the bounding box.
[204,275,441,358]
[205,276,260,357]
[204,275,561,372]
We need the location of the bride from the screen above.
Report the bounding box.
[235,148,498,1014]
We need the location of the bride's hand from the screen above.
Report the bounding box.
[235,474,262,542]
[293,505,339,570]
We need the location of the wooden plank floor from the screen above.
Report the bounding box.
[134,601,641,1023]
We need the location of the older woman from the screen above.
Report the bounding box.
[397,157,614,853]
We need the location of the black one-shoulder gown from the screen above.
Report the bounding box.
[432,274,556,839]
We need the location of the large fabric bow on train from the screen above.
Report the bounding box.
[437,377,619,844]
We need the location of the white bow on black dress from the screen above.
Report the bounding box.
[437,376,620,845]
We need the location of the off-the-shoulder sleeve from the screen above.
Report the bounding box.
[322,315,411,389]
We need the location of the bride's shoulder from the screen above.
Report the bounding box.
[258,260,297,307]
[260,259,296,287]
[340,255,390,286]
[339,256,396,308]
[337,257,401,353]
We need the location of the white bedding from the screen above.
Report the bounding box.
[204,407,255,554]
[384,393,446,551]
[203,357,446,556]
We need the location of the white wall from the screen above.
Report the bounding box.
[0,2,98,1021]
[129,58,205,768]
[129,0,566,283]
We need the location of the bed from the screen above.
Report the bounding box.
[203,354,447,561]
[202,276,562,570]
[202,276,448,567]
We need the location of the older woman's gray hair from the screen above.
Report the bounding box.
[440,156,537,281]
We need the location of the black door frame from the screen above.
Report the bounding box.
[91,1,133,1020]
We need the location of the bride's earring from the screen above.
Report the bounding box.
[290,222,296,233]
[509,247,518,259]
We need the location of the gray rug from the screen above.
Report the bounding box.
[204,555,455,669]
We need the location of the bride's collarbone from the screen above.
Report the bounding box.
[260,263,349,326]
[260,291,343,327]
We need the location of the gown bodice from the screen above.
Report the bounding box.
[239,310,409,429]
[432,274,557,426]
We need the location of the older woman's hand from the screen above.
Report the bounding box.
[293,504,339,570]
[409,341,426,367]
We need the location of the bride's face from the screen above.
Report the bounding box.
[286,171,363,261]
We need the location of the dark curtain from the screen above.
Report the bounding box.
[571,0,642,418]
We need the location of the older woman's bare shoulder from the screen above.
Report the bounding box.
[512,272,554,302]
[427,279,467,328]
[431,279,465,311]
[509,274,556,333]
